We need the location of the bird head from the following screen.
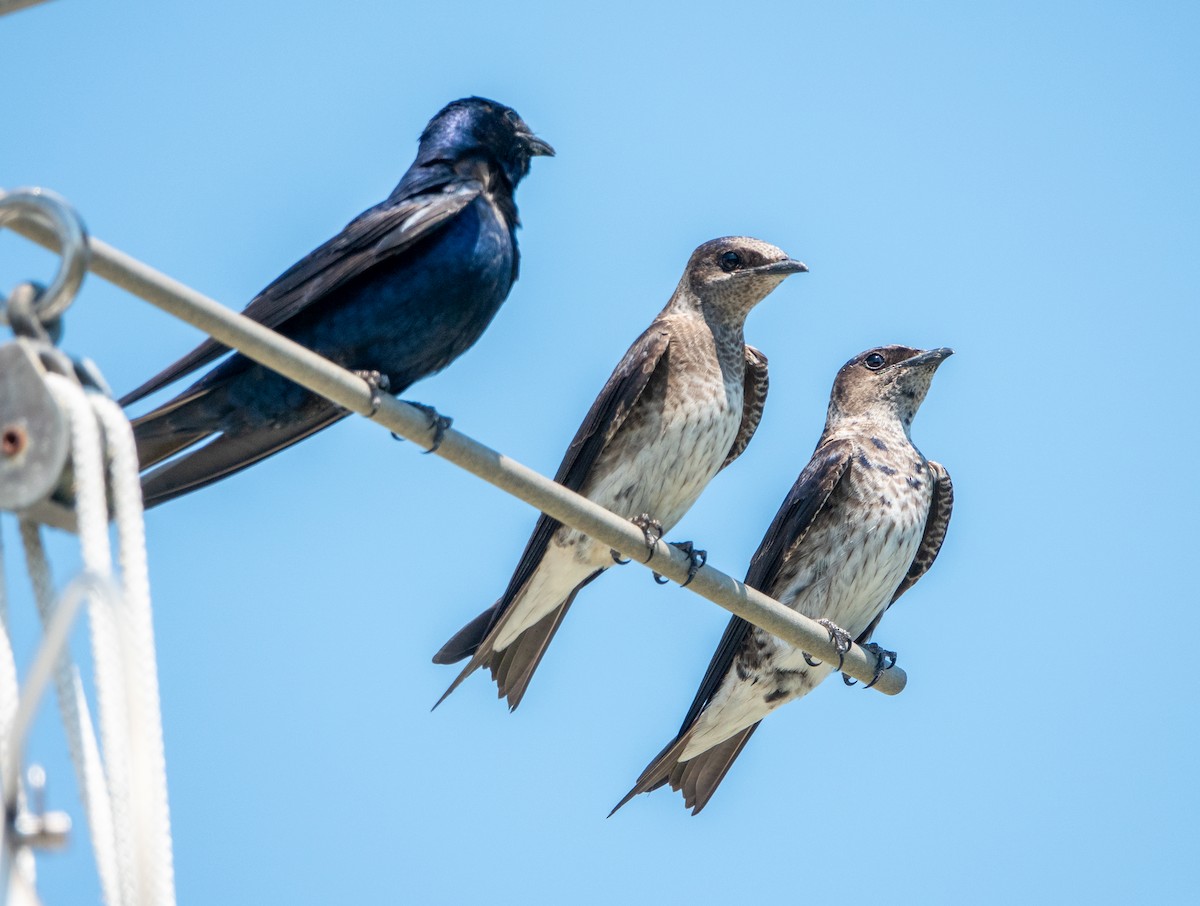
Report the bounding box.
[682,237,808,324]
[827,346,953,433]
[418,97,554,189]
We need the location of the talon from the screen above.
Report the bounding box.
[817,619,853,672]
[842,673,858,687]
[803,653,822,668]
[355,370,390,416]
[401,400,453,453]
[653,572,669,585]
[667,541,707,588]
[611,550,631,565]
[862,642,897,690]
[630,514,663,563]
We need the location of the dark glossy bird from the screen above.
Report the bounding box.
[433,237,807,710]
[613,344,954,815]
[121,96,553,507]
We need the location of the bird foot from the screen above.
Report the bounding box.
[819,619,854,671]
[400,400,453,453]
[353,370,391,416]
[611,514,663,567]
[653,541,707,586]
[842,642,897,686]
[803,619,854,671]
[861,642,897,689]
[632,513,663,562]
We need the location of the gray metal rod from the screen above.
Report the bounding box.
[6,210,907,694]
[0,0,56,18]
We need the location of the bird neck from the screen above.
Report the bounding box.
[663,287,747,365]
[823,408,913,446]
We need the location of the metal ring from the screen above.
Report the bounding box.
[0,187,90,326]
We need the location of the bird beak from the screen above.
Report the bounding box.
[750,258,809,277]
[522,134,556,157]
[900,347,955,369]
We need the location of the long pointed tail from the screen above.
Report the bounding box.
[433,569,603,711]
[139,407,347,508]
[611,723,760,817]
[433,600,573,711]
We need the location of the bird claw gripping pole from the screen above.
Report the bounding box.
[653,541,707,587]
[611,513,662,566]
[400,401,453,453]
[802,619,854,672]
[389,399,454,452]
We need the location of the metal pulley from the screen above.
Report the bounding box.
[0,339,69,510]
[0,188,92,517]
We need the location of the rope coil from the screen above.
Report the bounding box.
[0,189,175,906]
[0,381,177,906]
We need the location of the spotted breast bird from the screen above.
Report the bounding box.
[612,344,954,815]
[121,96,553,507]
[433,237,808,710]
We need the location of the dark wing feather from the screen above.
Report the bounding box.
[433,570,603,711]
[613,440,854,813]
[486,569,602,710]
[485,322,671,626]
[119,179,482,406]
[552,322,673,489]
[670,725,759,815]
[139,404,348,508]
[742,438,855,594]
[721,345,768,470]
[674,439,852,735]
[611,720,760,817]
[434,326,672,707]
[856,460,953,645]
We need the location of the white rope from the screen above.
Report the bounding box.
[0,526,36,896]
[17,524,120,906]
[0,524,21,798]
[0,365,177,906]
[43,376,136,906]
[89,395,174,906]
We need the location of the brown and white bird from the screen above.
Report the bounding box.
[433,237,808,710]
[613,344,954,815]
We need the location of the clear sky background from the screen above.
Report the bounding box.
[3,1,1198,903]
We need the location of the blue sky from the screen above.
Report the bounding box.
[3,1,1198,903]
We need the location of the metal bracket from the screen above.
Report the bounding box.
[0,188,89,328]
[6,767,70,852]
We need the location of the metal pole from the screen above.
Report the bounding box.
[4,201,907,694]
[0,0,56,18]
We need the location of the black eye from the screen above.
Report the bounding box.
[719,251,742,272]
[865,352,886,370]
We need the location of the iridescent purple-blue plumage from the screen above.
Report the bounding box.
[122,97,552,506]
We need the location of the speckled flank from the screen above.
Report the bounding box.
[492,309,745,649]
[683,421,932,757]
[615,346,951,813]
[485,238,800,657]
